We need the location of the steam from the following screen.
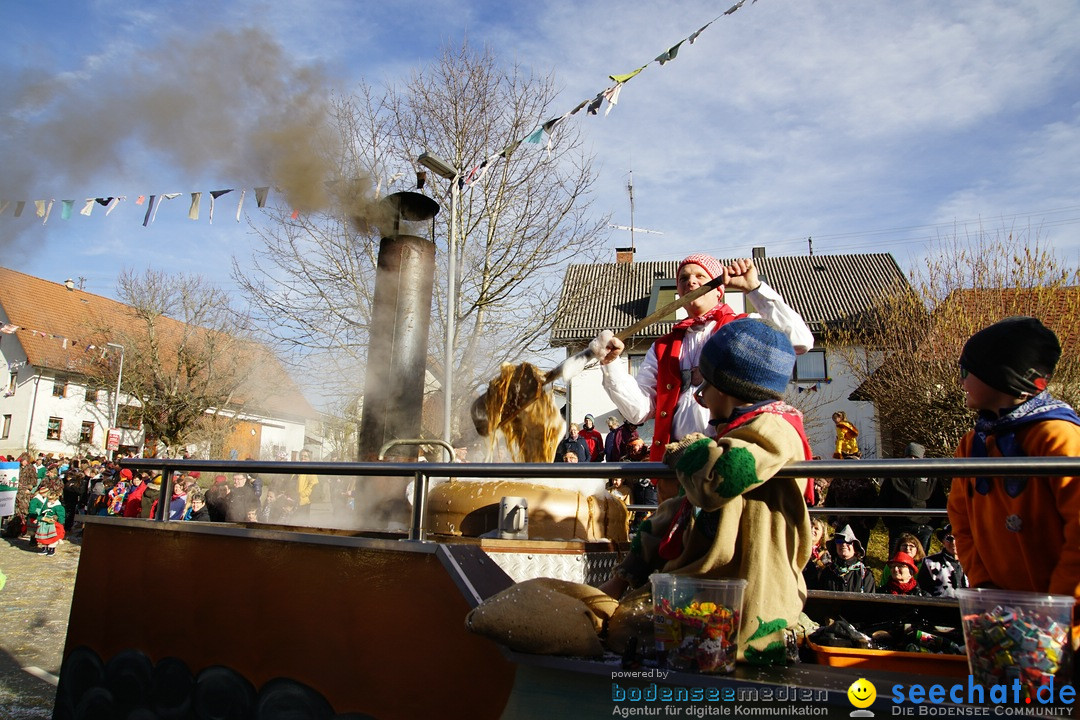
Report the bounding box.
[0,27,393,239]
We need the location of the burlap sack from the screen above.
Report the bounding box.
[603,584,654,655]
[465,578,605,657]
[527,577,620,632]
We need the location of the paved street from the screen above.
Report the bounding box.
[0,532,78,719]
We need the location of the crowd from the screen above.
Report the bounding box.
[0,448,348,548]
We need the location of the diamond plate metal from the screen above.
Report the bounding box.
[487,550,623,586]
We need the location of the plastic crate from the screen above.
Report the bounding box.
[806,640,969,677]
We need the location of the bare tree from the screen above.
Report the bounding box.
[235,40,609,440]
[825,231,1080,457]
[84,269,256,454]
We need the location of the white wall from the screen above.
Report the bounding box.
[561,343,880,460]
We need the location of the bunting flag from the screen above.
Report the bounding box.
[80,199,95,216]
[188,192,201,220]
[13,201,25,217]
[142,195,157,227]
[61,200,74,220]
[209,189,232,224]
[105,197,122,215]
[42,200,54,224]
[236,189,247,221]
[0,201,9,216]
[0,325,17,334]
[254,187,269,208]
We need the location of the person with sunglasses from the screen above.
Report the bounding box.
[917,524,968,597]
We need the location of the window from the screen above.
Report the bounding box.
[793,349,828,381]
[6,373,15,396]
[85,387,99,402]
[52,377,67,398]
[46,417,62,440]
[117,405,141,430]
[1,414,10,439]
[80,421,94,444]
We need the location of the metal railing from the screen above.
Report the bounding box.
[120,456,1080,542]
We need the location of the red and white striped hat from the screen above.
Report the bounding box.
[677,253,724,281]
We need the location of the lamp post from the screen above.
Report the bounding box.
[105,342,124,459]
[417,152,460,448]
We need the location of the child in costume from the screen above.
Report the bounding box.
[599,318,812,665]
[26,484,49,547]
[948,316,1080,636]
[35,489,66,556]
[832,411,861,459]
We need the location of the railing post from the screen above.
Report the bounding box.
[408,470,429,542]
[156,469,173,522]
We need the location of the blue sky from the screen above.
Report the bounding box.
[3,0,1079,301]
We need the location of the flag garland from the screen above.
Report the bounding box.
[0,325,118,358]
[454,0,756,192]
[0,185,281,228]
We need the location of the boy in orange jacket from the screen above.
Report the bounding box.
[948,317,1080,638]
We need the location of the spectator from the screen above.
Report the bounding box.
[167,480,189,520]
[878,551,927,596]
[821,474,878,557]
[225,473,259,523]
[61,461,84,533]
[918,524,968,597]
[604,417,639,463]
[820,524,876,593]
[878,442,948,555]
[561,451,579,463]
[205,476,230,522]
[832,411,861,459]
[294,449,319,508]
[892,532,927,570]
[578,415,604,462]
[122,474,150,518]
[803,518,833,590]
[554,423,590,463]
[623,436,649,462]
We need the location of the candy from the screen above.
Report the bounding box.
[653,597,739,674]
[962,602,1072,699]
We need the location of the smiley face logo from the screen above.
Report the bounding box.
[847,678,876,709]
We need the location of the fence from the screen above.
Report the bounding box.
[121,455,1080,541]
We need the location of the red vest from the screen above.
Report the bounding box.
[649,303,745,462]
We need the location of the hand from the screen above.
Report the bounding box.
[721,258,760,292]
[598,575,629,599]
[589,330,624,365]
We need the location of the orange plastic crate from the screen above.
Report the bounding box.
[807,640,969,678]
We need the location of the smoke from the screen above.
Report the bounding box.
[0,27,394,239]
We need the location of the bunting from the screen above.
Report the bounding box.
[449,0,758,191]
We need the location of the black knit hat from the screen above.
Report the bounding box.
[699,318,795,402]
[959,316,1060,397]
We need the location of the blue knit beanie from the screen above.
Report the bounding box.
[699,319,795,402]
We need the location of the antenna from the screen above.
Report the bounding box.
[808,236,813,256]
[608,170,663,250]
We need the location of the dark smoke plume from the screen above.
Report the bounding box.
[0,27,392,239]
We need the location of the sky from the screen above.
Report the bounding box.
[3,0,1079,305]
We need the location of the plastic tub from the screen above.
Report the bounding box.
[651,574,745,674]
[956,588,1075,696]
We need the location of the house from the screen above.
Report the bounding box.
[549,247,911,459]
[0,266,318,459]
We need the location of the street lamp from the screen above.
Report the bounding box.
[417,151,460,448]
[105,342,125,459]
